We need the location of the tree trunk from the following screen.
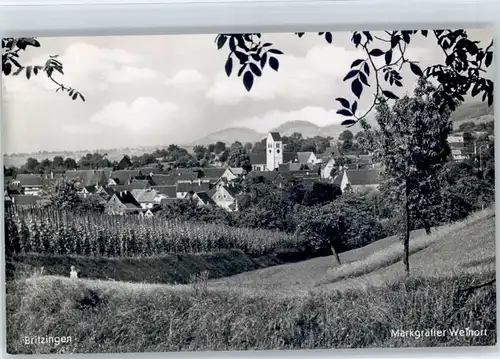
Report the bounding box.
[403,179,410,277]
[331,244,341,266]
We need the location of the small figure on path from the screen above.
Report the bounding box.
[70,265,78,279]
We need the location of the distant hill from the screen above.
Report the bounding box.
[191,120,360,145]
[191,127,264,145]
[451,101,494,130]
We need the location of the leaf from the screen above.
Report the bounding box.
[216,35,227,49]
[12,66,23,76]
[225,57,233,76]
[351,59,364,68]
[485,52,493,67]
[229,36,236,52]
[351,78,363,99]
[363,62,370,76]
[262,43,273,47]
[3,62,12,75]
[267,48,284,55]
[78,93,86,102]
[335,97,350,108]
[269,57,279,71]
[25,65,32,79]
[336,109,353,117]
[351,101,357,114]
[234,51,247,64]
[369,48,384,57]
[260,52,267,68]
[359,71,370,86]
[72,93,78,100]
[421,30,428,37]
[296,32,305,38]
[382,90,399,99]
[343,69,358,81]
[243,71,254,91]
[341,119,356,126]
[249,63,262,77]
[391,35,400,49]
[410,62,424,77]
[325,32,333,44]
[237,65,246,77]
[384,50,392,65]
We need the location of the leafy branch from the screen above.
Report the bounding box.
[216,30,493,127]
[2,37,85,102]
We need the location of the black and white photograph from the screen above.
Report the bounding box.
[1,28,496,354]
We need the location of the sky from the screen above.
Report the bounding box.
[1,28,494,153]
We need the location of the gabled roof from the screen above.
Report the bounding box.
[269,132,282,141]
[201,168,225,179]
[113,190,141,207]
[249,153,266,165]
[12,194,40,206]
[296,152,314,164]
[229,167,244,175]
[14,174,44,187]
[64,170,107,188]
[345,169,381,186]
[247,171,279,182]
[283,152,299,163]
[111,170,142,185]
[151,185,177,198]
[194,191,216,205]
[177,182,211,193]
[151,174,177,186]
[131,189,158,203]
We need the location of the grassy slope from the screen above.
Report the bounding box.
[6,247,318,285]
[6,209,496,353]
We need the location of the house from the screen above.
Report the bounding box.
[321,158,336,179]
[150,185,177,198]
[150,174,177,186]
[193,192,216,207]
[200,168,226,181]
[12,174,44,195]
[78,185,99,199]
[104,191,142,215]
[11,194,42,209]
[109,170,143,185]
[210,185,238,211]
[131,189,160,209]
[116,155,133,170]
[296,152,317,165]
[333,169,381,192]
[448,134,464,147]
[138,205,162,219]
[176,181,211,199]
[64,169,109,189]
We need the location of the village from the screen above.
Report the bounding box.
[3,127,493,217]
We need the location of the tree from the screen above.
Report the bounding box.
[372,79,453,276]
[193,145,208,161]
[40,178,81,210]
[214,141,227,154]
[63,157,77,170]
[227,143,252,171]
[339,130,354,142]
[2,37,85,101]
[251,142,266,153]
[216,30,493,126]
[295,203,347,265]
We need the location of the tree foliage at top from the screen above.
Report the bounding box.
[216,30,493,127]
[2,37,85,101]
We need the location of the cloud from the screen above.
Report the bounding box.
[88,97,180,133]
[2,42,158,97]
[165,69,208,91]
[205,45,362,105]
[232,106,344,133]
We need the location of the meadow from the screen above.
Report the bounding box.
[5,208,496,353]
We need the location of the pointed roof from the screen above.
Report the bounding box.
[269,132,282,141]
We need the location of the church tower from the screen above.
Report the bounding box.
[266,132,283,171]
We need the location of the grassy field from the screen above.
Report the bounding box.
[6,209,497,353]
